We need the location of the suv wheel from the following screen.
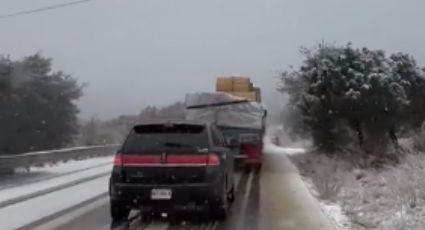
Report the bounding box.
[110,200,130,222]
[212,184,229,220]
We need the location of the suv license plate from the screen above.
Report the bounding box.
[151,189,172,200]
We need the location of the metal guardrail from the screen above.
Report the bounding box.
[0,144,120,172]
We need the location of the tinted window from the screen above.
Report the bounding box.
[211,126,225,147]
[122,124,209,154]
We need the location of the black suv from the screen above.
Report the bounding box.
[109,121,235,221]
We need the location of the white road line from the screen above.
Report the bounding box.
[201,222,213,230]
[33,196,109,230]
[101,223,111,230]
[234,173,242,192]
[195,224,204,230]
[144,222,169,230]
[209,221,219,230]
[236,171,254,230]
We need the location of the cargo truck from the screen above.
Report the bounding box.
[185,77,266,169]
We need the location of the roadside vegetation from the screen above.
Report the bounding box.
[290,143,425,230]
[0,52,186,154]
[280,43,425,162]
[0,54,83,155]
[279,43,425,229]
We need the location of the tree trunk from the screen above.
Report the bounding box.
[352,120,364,145]
[388,125,398,145]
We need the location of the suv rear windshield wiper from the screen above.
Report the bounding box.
[163,142,198,149]
[162,142,209,153]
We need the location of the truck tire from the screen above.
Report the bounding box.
[254,163,262,172]
[227,182,235,203]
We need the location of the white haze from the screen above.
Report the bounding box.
[0,0,424,119]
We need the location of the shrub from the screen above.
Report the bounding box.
[279,43,425,155]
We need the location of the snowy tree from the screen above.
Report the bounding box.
[0,54,83,155]
[138,102,185,121]
[279,43,425,154]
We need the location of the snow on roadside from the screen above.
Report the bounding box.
[0,157,112,204]
[292,161,352,230]
[0,156,113,190]
[263,133,306,155]
[320,201,352,230]
[263,138,352,230]
[0,156,113,229]
[264,144,306,155]
[28,156,113,174]
[0,175,109,230]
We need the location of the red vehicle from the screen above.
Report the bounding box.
[239,133,263,169]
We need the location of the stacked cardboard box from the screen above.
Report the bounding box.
[216,77,260,102]
[253,87,261,102]
[231,91,256,101]
[216,77,234,92]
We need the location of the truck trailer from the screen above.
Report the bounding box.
[185,82,266,169]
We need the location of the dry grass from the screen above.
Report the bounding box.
[290,145,425,230]
[411,129,425,152]
[291,154,346,202]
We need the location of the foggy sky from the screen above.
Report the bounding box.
[1,0,424,119]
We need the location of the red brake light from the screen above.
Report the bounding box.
[207,154,220,166]
[113,155,122,166]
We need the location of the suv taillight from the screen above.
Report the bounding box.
[112,154,125,181]
[113,155,123,167]
[207,154,220,166]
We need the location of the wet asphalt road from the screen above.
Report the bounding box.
[53,152,334,230]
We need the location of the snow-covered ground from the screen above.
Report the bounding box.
[263,142,306,155]
[0,163,111,205]
[320,202,352,230]
[297,168,352,230]
[263,128,306,155]
[26,156,113,175]
[263,134,351,230]
[0,156,113,191]
[288,145,425,230]
[0,175,109,230]
[0,156,113,230]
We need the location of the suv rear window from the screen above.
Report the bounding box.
[121,124,210,154]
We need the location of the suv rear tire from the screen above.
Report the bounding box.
[213,205,228,220]
[110,200,130,222]
[212,184,229,220]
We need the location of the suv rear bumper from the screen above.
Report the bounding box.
[110,182,223,210]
